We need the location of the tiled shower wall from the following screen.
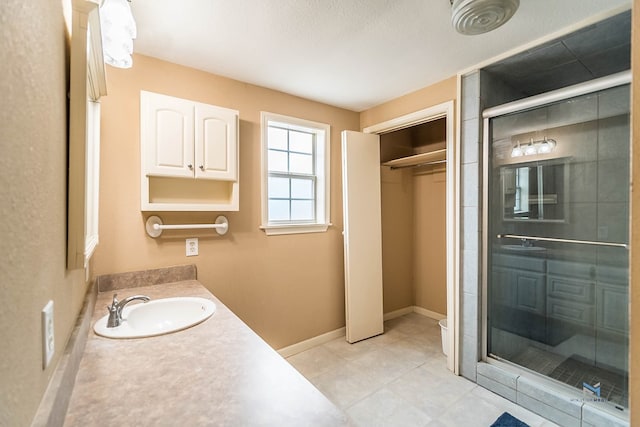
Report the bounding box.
[459,70,524,381]
[459,70,482,381]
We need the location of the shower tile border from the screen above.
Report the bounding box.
[582,402,629,427]
[518,375,583,418]
[477,362,517,389]
[476,361,629,427]
[517,393,581,427]
[477,374,517,402]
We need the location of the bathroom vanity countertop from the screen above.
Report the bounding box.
[64,280,349,426]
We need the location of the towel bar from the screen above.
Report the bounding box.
[497,233,627,249]
[145,215,229,238]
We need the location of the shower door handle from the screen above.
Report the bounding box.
[496,234,628,249]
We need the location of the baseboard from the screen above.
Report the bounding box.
[384,306,446,321]
[383,306,414,321]
[413,306,446,321]
[278,327,346,358]
[279,306,446,358]
[32,279,97,427]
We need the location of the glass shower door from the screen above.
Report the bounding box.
[485,82,630,408]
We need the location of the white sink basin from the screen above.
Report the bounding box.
[94,297,216,339]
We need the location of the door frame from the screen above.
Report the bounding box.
[362,100,458,373]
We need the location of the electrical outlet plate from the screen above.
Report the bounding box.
[42,300,54,369]
[186,238,198,257]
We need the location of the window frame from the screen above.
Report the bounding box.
[260,112,331,235]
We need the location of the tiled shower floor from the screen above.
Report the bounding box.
[511,346,629,408]
[286,313,559,426]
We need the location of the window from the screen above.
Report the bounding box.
[260,112,330,235]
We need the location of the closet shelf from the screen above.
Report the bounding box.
[382,149,446,169]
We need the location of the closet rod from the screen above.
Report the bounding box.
[389,159,446,170]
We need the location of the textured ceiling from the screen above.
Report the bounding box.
[130,0,630,112]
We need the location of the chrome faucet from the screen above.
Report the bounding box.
[520,238,533,248]
[106,293,151,328]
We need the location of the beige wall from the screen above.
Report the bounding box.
[414,168,447,314]
[380,167,414,313]
[630,0,638,424]
[94,54,360,349]
[0,1,90,425]
[381,166,448,315]
[360,76,457,129]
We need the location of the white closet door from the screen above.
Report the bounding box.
[341,130,384,343]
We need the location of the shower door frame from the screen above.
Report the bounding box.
[480,70,632,364]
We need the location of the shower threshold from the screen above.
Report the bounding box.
[508,347,628,409]
[477,359,629,426]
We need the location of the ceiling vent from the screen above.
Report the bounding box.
[451,0,519,35]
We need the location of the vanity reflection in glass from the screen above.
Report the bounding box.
[501,161,566,222]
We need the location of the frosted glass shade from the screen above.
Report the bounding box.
[100,0,136,69]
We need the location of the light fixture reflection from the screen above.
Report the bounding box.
[537,138,556,154]
[524,139,537,156]
[510,137,556,158]
[100,0,136,69]
[511,141,523,157]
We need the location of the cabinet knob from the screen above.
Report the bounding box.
[187,164,193,170]
[199,165,205,171]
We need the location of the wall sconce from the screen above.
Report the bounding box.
[511,137,556,158]
[100,0,136,69]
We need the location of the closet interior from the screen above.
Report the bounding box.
[379,117,448,318]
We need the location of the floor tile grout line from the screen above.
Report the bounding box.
[286,313,554,427]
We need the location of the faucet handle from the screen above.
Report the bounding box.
[105,294,151,328]
[108,293,118,310]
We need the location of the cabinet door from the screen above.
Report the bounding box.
[194,103,238,181]
[141,91,194,178]
[546,274,595,327]
[596,283,628,334]
[513,271,546,315]
[491,267,512,307]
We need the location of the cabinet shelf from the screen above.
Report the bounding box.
[381,149,446,169]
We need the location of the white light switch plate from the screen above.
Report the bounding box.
[186,238,199,257]
[42,300,54,369]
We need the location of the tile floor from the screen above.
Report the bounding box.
[287,313,560,427]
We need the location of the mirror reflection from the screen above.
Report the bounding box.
[502,162,566,222]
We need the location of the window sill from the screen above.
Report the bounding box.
[260,223,332,236]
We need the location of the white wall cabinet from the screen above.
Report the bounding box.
[140,91,239,211]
